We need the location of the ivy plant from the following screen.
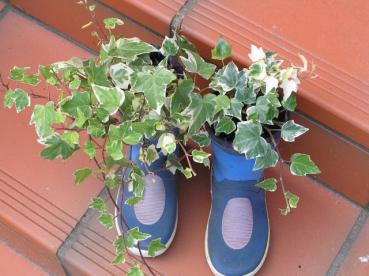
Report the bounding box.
[173,35,321,216]
[0,1,321,275]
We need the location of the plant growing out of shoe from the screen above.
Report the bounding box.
[175,35,321,216]
[0,4,211,275]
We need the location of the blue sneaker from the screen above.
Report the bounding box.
[115,143,178,257]
[206,132,269,275]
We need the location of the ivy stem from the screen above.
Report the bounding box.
[177,141,195,175]
[263,126,290,214]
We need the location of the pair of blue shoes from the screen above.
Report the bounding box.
[116,136,269,275]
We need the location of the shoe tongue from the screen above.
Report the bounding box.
[134,175,165,225]
[222,198,253,250]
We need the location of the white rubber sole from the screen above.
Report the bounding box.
[114,186,178,258]
[205,175,270,275]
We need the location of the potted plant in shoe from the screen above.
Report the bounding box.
[175,36,321,276]
[0,3,212,274]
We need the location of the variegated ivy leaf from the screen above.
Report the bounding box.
[185,93,215,135]
[89,197,107,213]
[128,227,151,242]
[282,93,297,111]
[171,78,194,114]
[166,154,183,175]
[127,266,144,276]
[281,120,308,142]
[248,45,266,62]
[3,88,30,113]
[157,133,176,155]
[285,191,299,209]
[290,153,321,176]
[181,167,194,178]
[225,98,243,120]
[30,102,59,141]
[84,59,111,87]
[180,49,216,80]
[216,61,239,93]
[141,144,159,165]
[87,118,106,138]
[99,213,114,229]
[9,66,40,86]
[92,84,125,115]
[215,116,236,135]
[110,38,157,60]
[61,131,79,146]
[233,121,268,159]
[148,239,166,257]
[255,178,277,192]
[191,132,210,147]
[249,62,267,80]
[214,95,230,114]
[281,78,298,101]
[211,36,232,60]
[74,168,92,185]
[84,141,96,158]
[60,92,92,123]
[161,36,179,56]
[109,63,133,89]
[246,95,279,124]
[264,75,279,93]
[253,144,279,170]
[40,135,80,160]
[132,66,176,113]
[192,149,211,165]
[38,65,58,86]
[103,17,124,29]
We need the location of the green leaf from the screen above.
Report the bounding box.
[125,196,143,206]
[30,102,57,140]
[92,84,125,115]
[281,120,308,142]
[61,131,79,146]
[131,173,145,198]
[282,93,297,111]
[105,174,121,189]
[180,49,216,80]
[181,167,193,179]
[144,145,159,165]
[290,153,321,176]
[109,63,133,89]
[161,36,179,56]
[84,59,111,86]
[217,62,239,93]
[214,95,231,114]
[256,178,277,192]
[40,135,79,160]
[69,76,81,90]
[148,239,166,257]
[253,145,279,170]
[111,252,125,265]
[9,66,40,86]
[3,88,30,113]
[211,36,232,60]
[192,150,210,164]
[74,168,92,185]
[215,116,236,134]
[87,118,106,138]
[285,191,299,208]
[128,227,151,242]
[89,197,107,212]
[99,213,114,229]
[157,133,176,155]
[132,66,176,112]
[186,93,215,135]
[233,121,268,159]
[171,78,194,114]
[110,38,156,60]
[191,132,210,147]
[246,95,279,124]
[127,266,144,276]
[106,140,123,161]
[103,17,124,29]
[225,98,243,120]
[84,141,96,158]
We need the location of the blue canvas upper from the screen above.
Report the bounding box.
[206,130,270,276]
[116,143,178,251]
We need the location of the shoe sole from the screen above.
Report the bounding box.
[205,174,270,276]
[114,185,178,258]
